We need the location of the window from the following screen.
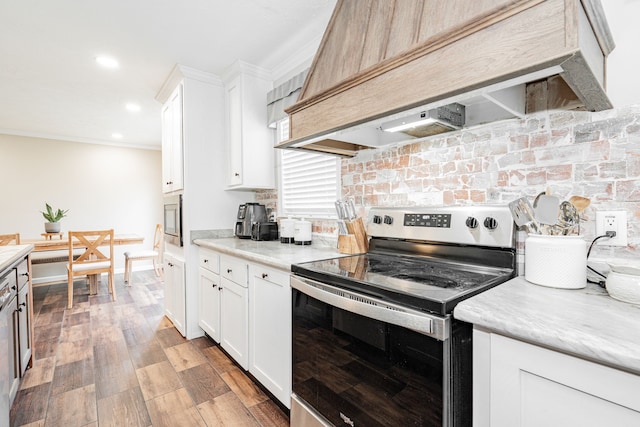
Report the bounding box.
[276,118,340,217]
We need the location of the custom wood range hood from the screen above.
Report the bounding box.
[279,0,615,156]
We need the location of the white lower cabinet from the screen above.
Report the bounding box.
[164,253,186,336]
[219,255,249,370]
[220,277,248,369]
[198,249,220,342]
[199,269,221,342]
[474,329,640,427]
[249,264,291,408]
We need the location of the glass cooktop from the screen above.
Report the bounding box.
[292,252,515,315]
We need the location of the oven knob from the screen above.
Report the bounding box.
[484,217,498,230]
[373,215,382,224]
[465,217,479,229]
[383,215,393,225]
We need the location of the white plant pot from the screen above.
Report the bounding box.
[45,222,61,233]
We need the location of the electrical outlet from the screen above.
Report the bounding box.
[595,211,628,246]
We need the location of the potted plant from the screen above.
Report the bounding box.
[41,203,69,233]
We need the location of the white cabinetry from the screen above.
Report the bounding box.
[249,263,291,408]
[223,60,274,190]
[163,253,185,336]
[198,249,220,342]
[16,260,31,376]
[161,83,184,193]
[474,329,640,427]
[157,64,249,340]
[220,255,249,369]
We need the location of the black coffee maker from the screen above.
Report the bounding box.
[235,203,267,239]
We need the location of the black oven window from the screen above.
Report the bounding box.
[293,290,445,427]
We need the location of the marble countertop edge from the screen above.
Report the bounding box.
[193,237,347,271]
[454,276,640,375]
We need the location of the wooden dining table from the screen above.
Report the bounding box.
[23,233,144,294]
[24,233,144,252]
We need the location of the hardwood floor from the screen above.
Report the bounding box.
[10,271,290,427]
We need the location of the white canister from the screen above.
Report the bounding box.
[525,234,587,289]
[606,261,640,305]
[294,219,312,245]
[280,217,296,244]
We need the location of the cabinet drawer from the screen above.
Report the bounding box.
[220,256,248,287]
[199,249,219,274]
[16,259,29,290]
[250,264,289,287]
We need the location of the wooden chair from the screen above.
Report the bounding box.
[66,229,115,309]
[124,224,163,285]
[0,233,20,245]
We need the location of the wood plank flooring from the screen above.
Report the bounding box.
[10,271,290,427]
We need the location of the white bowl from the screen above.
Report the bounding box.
[606,270,640,305]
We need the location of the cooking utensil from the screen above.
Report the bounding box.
[508,197,540,234]
[335,200,346,220]
[569,195,591,215]
[558,201,579,235]
[534,194,560,225]
[345,197,357,221]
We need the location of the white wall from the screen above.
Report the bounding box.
[0,134,162,282]
[601,0,640,106]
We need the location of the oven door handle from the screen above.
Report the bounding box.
[291,275,449,341]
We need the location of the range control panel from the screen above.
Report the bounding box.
[403,213,451,228]
[367,206,515,248]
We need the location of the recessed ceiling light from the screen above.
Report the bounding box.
[96,56,119,68]
[125,103,141,112]
[111,133,123,139]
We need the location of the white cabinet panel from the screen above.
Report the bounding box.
[474,330,640,427]
[199,268,220,342]
[161,83,184,193]
[249,264,291,408]
[221,277,248,369]
[164,253,185,336]
[223,62,274,190]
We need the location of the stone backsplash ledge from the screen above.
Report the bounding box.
[258,104,640,259]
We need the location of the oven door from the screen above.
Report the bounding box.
[291,275,472,427]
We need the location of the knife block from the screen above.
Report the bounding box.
[338,217,369,254]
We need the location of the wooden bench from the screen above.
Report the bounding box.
[30,250,83,265]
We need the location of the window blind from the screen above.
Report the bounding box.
[280,148,340,217]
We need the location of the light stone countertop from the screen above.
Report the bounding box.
[0,244,33,273]
[454,276,640,375]
[193,238,348,271]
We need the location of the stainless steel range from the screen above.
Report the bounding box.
[290,205,516,427]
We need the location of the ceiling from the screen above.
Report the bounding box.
[0,0,336,150]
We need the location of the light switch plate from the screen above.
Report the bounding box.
[595,211,628,246]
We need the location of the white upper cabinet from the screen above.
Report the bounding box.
[161,83,184,193]
[223,61,275,190]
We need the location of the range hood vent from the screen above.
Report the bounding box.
[381,103,465,138]
[279,0,614,157]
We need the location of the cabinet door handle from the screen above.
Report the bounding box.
[168,262,174,267]
[219,287,223,292]
[21,272,29,278]
[227,269,232,274]
[204,259,209,263]
[261,273,268,279]
[212,284,217,288]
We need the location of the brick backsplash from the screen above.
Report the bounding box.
[258,105,640,258]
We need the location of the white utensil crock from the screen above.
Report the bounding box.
[525,234,586,289]
[280,217,296,244]
[294,219,312,245]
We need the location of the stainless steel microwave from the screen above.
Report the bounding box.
[164,194,183,246]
